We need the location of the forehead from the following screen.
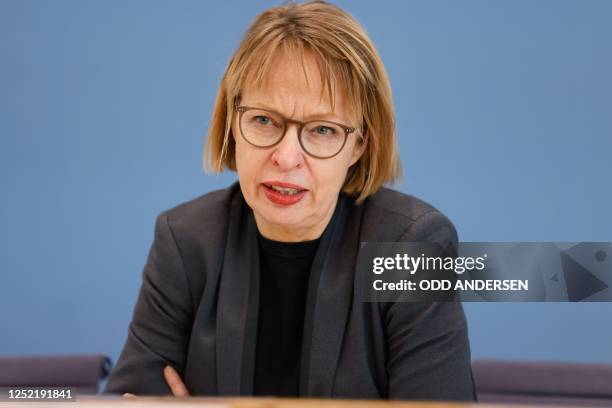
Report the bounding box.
[241,50,355,121]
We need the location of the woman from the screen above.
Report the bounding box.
[104,0,475,401]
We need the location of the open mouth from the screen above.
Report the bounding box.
[262,183,306,196]
[261,183,308,206]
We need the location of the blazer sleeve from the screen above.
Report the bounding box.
[385,210,477,401]
[103,212,193,395]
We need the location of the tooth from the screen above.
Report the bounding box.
[271,185,299,195]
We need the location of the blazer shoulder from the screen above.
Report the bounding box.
[365,186,441,222]
[161,182,238,222]
[360,186,458,241]
[155,182,240,242]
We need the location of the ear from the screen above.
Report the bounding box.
[348,129,368,167]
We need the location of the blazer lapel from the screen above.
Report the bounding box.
[300,194,363,396]
[216,190,260,396]
[216,188,362,397]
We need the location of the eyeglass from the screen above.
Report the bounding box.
[235,104,361,159]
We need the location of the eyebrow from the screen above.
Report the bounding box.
[246,101,340,121]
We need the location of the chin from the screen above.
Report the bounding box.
[260,208,306,227]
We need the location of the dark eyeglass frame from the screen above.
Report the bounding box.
[235,104,361,159]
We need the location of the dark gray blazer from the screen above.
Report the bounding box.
[104,181,476,401]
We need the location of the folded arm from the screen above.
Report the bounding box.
[104,213,193,395]
[386,210,476,401]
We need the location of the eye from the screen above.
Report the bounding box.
[315,126,336,135]
[254,116,271,125]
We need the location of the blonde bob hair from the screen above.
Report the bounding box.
[204,0,402,204]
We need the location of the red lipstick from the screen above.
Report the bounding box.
[261,181,308,206]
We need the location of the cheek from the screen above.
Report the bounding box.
[235,140,265,193]
[311,157,353,197]
[234,142,246,177]
[234,140,253,184]
[234,128,252,173]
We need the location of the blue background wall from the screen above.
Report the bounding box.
[2,0,611,369]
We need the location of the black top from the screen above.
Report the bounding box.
[253,230,321,397]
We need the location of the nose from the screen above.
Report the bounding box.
[270,123,305,170]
